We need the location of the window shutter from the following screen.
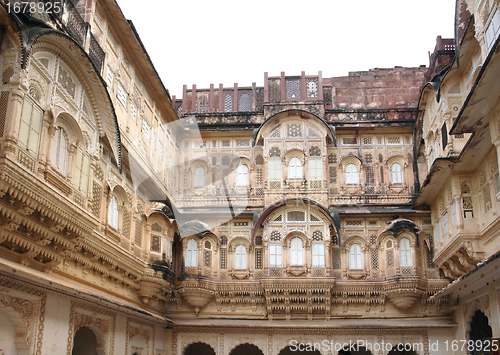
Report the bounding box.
[241,246,247,269]
[349,247,356,269]
[28,105,43,155]
[73,148,83,188]
[356,246,363,269]
[309,157,322,180]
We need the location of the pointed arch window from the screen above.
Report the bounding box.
[193,166,205,187]
[348,243,363,269]
[234,244,247,269]
[390,162,403,184]
[288,157,303,178]
[236,164,249,186]
[185,239,198,267]
[398,237,413,266]
[345,163,359,184]
[108,195,119,229]
[289,237,304,266]
[51,127,69,175]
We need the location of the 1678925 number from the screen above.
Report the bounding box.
[6,1,62,14]
[444,339,499,353]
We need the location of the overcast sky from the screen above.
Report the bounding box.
[116,0,456,98]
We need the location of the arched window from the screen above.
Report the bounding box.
[185,239,198,267]
[269,243,283,267]
[398,237,413,266]
[234,244,247,269]
[312,243,325,267]
[108,195,119,229]
[348,243,363,269]
[51,127,69,175]
[193,166,205,187]
[268,157,282,180]
[289,237,304,266]
[236,164,249,186]
[288,157,303,178]
[345,163,359,184]
[391,162,403,184]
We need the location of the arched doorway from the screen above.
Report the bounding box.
[387,345,418,355]
[469,309,493,355]
[184,342,216,355]
[0,309,19,355]
[72,327,98,355]
[279,345,322,355]
[338,346,373,354]
[229,343,264,355]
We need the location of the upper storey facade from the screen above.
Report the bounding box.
[416,0,500,279]
[172,68,427,214]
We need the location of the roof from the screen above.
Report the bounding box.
[431,249,500,299]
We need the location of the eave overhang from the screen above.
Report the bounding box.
[450,31,500,135]
[432,250,500,300]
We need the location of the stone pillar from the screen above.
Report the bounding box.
[394,239,400,274]
[208,84,214,112]
[325,241,331,276]
[181,85,188,114]
[300,71,306,101]
[190,85,197,113]
[318,71,323,101]
[232,83,238,112]
[197,239,203,273]
[451,175,464,230]
[3,69,28,155]
[264,72,269,103]
[304,240,311,272]
[411,239,418,274]
[280,72,286,102]
[218,84,224,112]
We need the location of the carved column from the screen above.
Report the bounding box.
[325,241,331,276]
[67,143,77,182]
[197,239,203,274]
[37,112,53,177]
[3,69,28,154]
[411,239,418,274]
[394,239,401,275]
[451,175,464,230]
[305,241,311,273]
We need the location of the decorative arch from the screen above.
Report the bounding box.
[230,155,253,168]
[343,235,368,252]
[283,230,309,247]
[381,219,421,246]
[251,198,338,246]
[183,342,216,355]
[278,345,322,355]
[27,31,122,169]
[72,325,106,355]
[252,109,336,146]
[339,155,362,170]
[179,220,212,238]
[0,304,30,355]
[228,235,251,250]
[54,112,86,149]
[229,343,265,355]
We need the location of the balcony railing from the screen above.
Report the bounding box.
[12,0,106,73]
